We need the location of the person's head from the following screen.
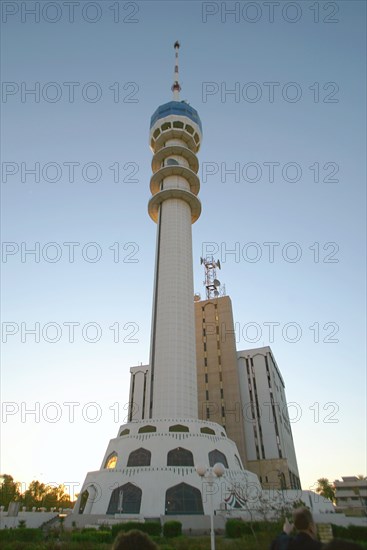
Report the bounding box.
[292,507,317,539]
[323,540,364,550]
[111,529,158,550]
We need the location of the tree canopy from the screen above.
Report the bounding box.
[0,474,74,510]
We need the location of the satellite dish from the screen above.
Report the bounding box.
[213,279,221,287]
[214,290,219,297]
[217,259,221,269]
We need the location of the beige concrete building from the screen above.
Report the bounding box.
[194,296,301,490]
[334,476,367,516]
[194,296,248,467]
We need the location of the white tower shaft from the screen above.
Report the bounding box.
[148,49,202,418]
[150,183,197,418]
[148,129,201,419]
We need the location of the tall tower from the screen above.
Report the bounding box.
[148,41,202,419]
[72,44,261,523]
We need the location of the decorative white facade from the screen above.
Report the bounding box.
[76,419,259,517]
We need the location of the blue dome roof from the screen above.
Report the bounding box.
[150,101,202,132]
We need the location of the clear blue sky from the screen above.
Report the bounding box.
[1,1,366,497]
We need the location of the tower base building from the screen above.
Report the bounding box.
[75,418,260,519]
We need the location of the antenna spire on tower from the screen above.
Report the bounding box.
[171,40,181,100]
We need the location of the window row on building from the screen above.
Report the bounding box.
[119,424,223,436]
[79,481,204,515]
[104,447,234,470]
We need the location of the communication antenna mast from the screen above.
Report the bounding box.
[200,256,226,299]
[171,40,181,100]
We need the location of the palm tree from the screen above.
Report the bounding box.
[316,478,335,502]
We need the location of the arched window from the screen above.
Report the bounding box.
[234,455,243,470]
[209,449,228,469]
[167,447,194,467]
[200,427,215,435]
[169,424,189,433]
[127,448,151,467]
[165,483,203,515]
[78,489,89,514]
[166,158,179,166]
[138,425,156,434]
[78,485,98,515]
[107,483,142,515]
[104,452,118,469]
[120,429,130,436]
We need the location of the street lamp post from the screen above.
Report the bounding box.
[196,463,225,550]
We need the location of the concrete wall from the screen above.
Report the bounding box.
[0,511,60,529]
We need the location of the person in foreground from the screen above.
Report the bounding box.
[270,507,323,550]
[111,529,158,550]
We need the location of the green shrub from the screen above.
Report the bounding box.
[225,519,247,538]
[18,520,26,529]
[226,519,282,539]
[331,524,367,542]
[71,529,112,543]
[163,521,182,538]
[0,528,43,542]
[111,521,161,538]
[0,544,46,550]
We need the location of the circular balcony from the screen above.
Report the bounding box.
[152,145,199,174]
[148,188,201,223]
[150,165,200,196]
[150,127,200,154]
